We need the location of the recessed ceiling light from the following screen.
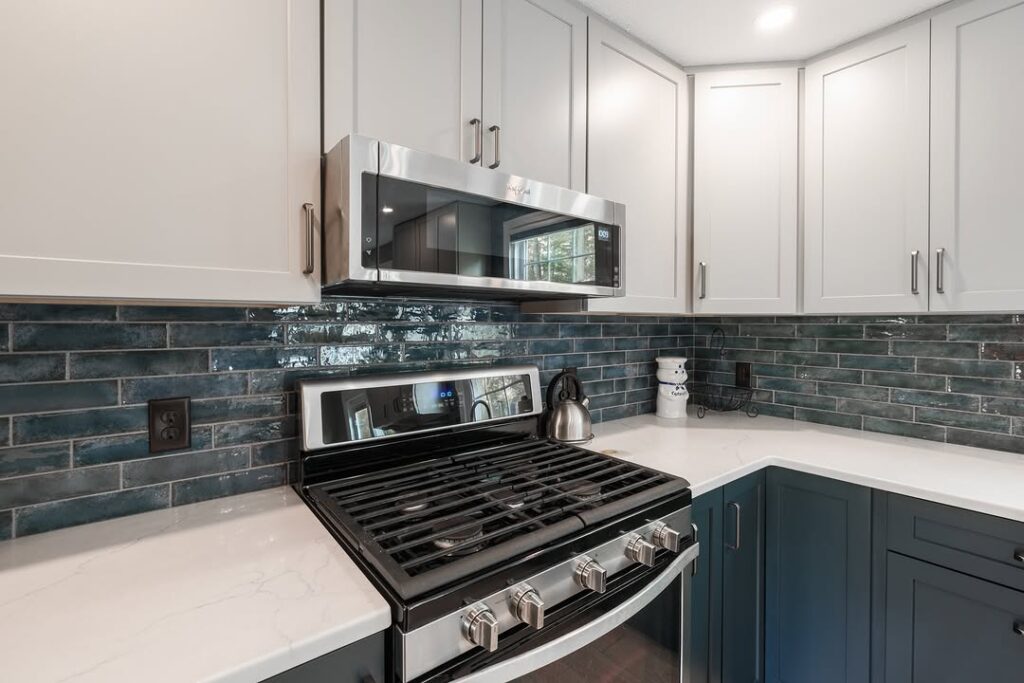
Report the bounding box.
[756,5,795,32]
[381,206,394,214]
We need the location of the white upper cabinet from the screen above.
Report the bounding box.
[586,20,689,315]
[0,0,321,304]
[693,69,798,314]
[325,0,585,189]
[324,0,482,161]
[803,23,930,314]
[481,0,587,189]
[930,0,1024,312]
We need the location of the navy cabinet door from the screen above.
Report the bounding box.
[722,470,765,683]
[765,468,870,683]
[689,488,724,683]
[884,552,1024,683]
[263,631,385,683]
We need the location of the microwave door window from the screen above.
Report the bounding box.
[508,221,598,285]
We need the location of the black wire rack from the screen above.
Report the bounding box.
[690,326,759,419]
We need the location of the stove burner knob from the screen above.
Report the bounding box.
[461,603,499,652]
[625,534,657,567]
[509,585,545,629]
[652,522,682,553]
[573,556,607,594]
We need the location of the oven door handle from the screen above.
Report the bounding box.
[453,542,699,683]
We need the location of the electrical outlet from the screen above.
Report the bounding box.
[148,397,191,453]
[735,362,752,389]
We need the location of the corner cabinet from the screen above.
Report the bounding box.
[765,468,871,683]
[929,0,1024,312]
[262,631,384,683]
[0,0,321,304]
[325,0,587,190]
[803,23,930,314]
[586,19,690,315]
[693,69,798,315]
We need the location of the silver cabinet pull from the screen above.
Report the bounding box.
[302,202,315,275]
[910,250,920,294]
[1014,549,1024,563]
[726,501,741,550]
[469,118,483,164]
[691,522,699,576]
[936,247,946,294]
[488,125,501,169]
[1015,621,1024,637]
[698,261,707,299]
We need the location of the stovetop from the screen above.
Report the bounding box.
[305,434,688,600]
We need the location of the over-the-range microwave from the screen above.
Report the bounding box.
[323,135,624,300]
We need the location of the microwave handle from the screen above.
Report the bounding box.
[452,543,698,683]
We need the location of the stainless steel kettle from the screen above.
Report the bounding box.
[545,369,593,444]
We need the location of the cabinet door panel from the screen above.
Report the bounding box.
[0,0,320,303]
[586,20,689,315]
[325,0,482,162]
[688,489,724,683]
[930,0,1024,312]
[804,23,930,313]
[765,469,870,683]
[694,69,798,314]
[723,471,765,683]
[884,552,1024,682]
[482,0,586,189]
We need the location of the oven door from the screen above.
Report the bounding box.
[414,543,697,683]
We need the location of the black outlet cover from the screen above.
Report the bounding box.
[735,362,752,389]
[148,397,191,453]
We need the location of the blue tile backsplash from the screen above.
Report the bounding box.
[0,298,688,539]
[3,301,1023,541]
[691,314,1024,454]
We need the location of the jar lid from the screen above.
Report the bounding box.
[656,356,687,366]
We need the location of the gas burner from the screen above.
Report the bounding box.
[432,517,484,555]
[400,494,430,514]
[559,480,603,501]
[483,485,538,510]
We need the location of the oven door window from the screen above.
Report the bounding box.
[365,174,619,287]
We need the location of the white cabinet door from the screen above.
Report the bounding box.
[0,0,320,304]
[324,0,482,162]
[693,69,798,314]
[931,0,1024,312]
[586,20,689,315]
[803,23,930,314]
[481,0,586,189]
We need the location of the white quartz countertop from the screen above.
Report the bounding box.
[592,412,1024,522]
[0,487,390,683]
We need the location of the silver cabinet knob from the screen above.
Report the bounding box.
[573,556,607,594]
[509,585,545,629]
[461,603,499,652]
[625,533,657,567]
[652,522,682,553]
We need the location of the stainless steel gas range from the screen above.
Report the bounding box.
[296,365,697,682]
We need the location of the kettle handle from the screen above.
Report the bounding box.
[546,368,585,408]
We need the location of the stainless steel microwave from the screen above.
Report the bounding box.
[323,135,624,300]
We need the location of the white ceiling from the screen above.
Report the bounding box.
[577,0,948,66]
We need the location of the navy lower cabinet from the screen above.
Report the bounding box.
[722,470,766,683]
[262,631,385,683]
[689,487,724,683]
[765,468,871,683]
[883,552,1024,682]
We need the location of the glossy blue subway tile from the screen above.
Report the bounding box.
[948,376,1024,399]
[209,347,316,372]
[0,354,66,383]
[247,302,347,321]
[14,406,149,444]
[0,465,120,508]
[251,439,298,466]
[0,442,71,478]
[948,325,1024,342]
[213,417,297,447]
[71,349,209,379]
[981,397,1024,418]
[171,465,286,506]
[890,340,979,359]
[191,396,287,425]
[891,389,978,411]
[14,323,166,351]
[980,343,1024,361]
[838,355,916,372]
[15,485,170,537]
[574,337,614,353]
[320,344,402,367]
[914,407,1011,433]
[560,323,602,338]
[863,371,945,391]
[836,398,914,421]
[121,373,248,405]
[946,429,1024,454]
[774,392,837,412]
[0,381,118,415]
[796,324,863,339]
[528,339,574,355]
[817,382,889,402]
[288,322,378,344]
[169,323,283,348]
[0,511,10,540]
[793,408,862,430]
[119,306,246,322]
[0,304,116,321]
[74,427,214,467]
[122,446,251,487]
[863,417,946,443]
[864,324,947,341]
